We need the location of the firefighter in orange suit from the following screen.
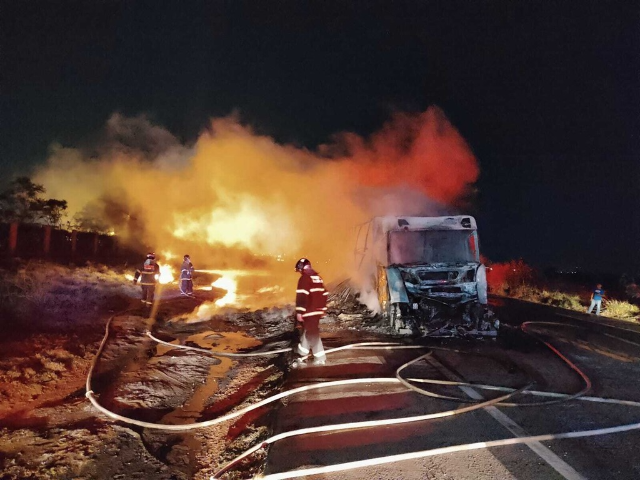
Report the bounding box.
[294,258,328,365]
[134,253,160,305]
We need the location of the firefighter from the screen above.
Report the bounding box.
[294,258,329,365]
[134,252,160,305]
[179,254,194,296]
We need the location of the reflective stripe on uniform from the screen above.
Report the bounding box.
[296,307,306,312]
[310,288,325,292]
[302,311,325,318]
[296,289,309,294]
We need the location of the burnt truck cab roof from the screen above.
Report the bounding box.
[370,216,479,266]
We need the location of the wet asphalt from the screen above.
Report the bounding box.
[263,298,640,480]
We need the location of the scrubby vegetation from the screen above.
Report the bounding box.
[603,299,640,320]
[0,260,137,331]
[487,259,640,323]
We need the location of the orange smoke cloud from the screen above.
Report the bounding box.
[33,107,478,305]
[337,107,478,204]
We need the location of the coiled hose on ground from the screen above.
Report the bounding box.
[84,312,640,479]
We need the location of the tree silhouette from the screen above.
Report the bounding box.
[0,177,67,226]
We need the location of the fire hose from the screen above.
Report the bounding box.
[84,315,640,479]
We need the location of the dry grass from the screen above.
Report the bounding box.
[604,299,640,320]
[0,260,138,330]
[500,283,640,323]
[537,289,584,311]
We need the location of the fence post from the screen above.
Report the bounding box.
[43,225,52,255]
[9,223,18,255]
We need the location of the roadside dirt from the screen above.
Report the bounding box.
[0,263,295,480]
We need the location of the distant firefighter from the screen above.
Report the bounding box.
[294,257,329,365]
[134,252,160,305]
[180,254,195,296]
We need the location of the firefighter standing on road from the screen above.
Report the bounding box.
[180,254,195,296]
[134,253,160,305]
[294,258,328,365]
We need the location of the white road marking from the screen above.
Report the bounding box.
[427,356,586,480]
[323,355,384,366]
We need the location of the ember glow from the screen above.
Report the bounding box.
[34,108,478,307]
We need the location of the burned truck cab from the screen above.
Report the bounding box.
[358,216,493,335]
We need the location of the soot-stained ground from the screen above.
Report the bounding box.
[0,262,302,479]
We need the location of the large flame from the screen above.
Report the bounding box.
[211,275,237,306]
[33,108,478,309]
[158,264,175,284]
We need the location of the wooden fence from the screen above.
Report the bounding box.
[0,222,139,264]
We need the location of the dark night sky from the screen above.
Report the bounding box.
[1,0,639,274]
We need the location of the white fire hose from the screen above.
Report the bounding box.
[84,314,640,479]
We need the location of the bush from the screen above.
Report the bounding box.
[508,286,584,311]
[604,300,640,320]
[487,259,536,294]
[538,290,583,311]
[626,283,640,301]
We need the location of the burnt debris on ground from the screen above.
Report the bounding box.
[328,278,500,339]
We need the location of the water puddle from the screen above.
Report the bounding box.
[152,330,262,360]
[146,329,263,472]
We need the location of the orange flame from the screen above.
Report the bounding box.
[158,264,175,284]
[212,275,238,306]
[33,108,478,303]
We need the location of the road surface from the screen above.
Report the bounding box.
[262,298,640,479]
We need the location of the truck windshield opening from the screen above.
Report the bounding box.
[389,230,477,265]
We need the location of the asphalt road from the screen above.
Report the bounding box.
[262,299,640,479]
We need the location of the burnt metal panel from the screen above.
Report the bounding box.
[387,267,409,304]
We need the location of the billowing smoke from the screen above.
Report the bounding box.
[33,107,478,308]
[335,107,478,205]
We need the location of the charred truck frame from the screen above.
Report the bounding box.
[356,216,497,336]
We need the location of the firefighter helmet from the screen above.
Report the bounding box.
[295,258,311,272]
[146,252,156,260]
[184,254,190,260]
